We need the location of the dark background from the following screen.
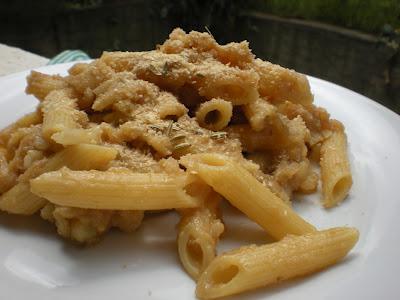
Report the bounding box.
[1,0,399,113]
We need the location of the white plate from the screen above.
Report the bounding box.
[0,63,399,300]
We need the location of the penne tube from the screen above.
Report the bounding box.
[227,123,289,152]
[100,51,259,105]
[180,153,315,240]
[178,190,224,279]
[0,144,117,215]
[157,94,188,121]
[196,227,359,299]
[0,148,16,193]
[243,97,276,131]
[195,98,233,131]
[273,159,317,197]
[0,111,42,147]
[25,71,70,101]
[194,62,260,105]
[0,183,47,215]
[51,127,102,146]
[30,168,201,210]
[66,60,114,94]
[41,89,87,140]
[41,144,117,174]
[320,131,353,208]
[91,73,152,111]
[253,58,313,105]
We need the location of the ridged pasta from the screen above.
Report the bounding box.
[320,130,353,208]
[178,189,224,279]
[243,97,276,131]
[195,98,233,131]
[253,59,313,105]
[196,227,359,299]
[0,111,42,147]
[25,71,70,101]
[51,127,102,146]
[41,89,88,140]
[181,153,316,240]
[31,168,200,210]
[0,144,117,215]
[0,182,46,215]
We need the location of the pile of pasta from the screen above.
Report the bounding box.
[0,28,358,299]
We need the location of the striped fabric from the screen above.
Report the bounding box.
[47,50,90,65]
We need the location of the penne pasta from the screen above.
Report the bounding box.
[159,28,254,68]
[51,127,102,146]
[180,153,316,240]
[0,183,47,215]
[0,144,118,215]
[195,98,233,131]
[28,144,118,178]
[253,58,313,105]
[25,71,70,101]
[30,168,201,210]
[66,60,115,94]
[0,111,42,147]
[243,97,276,131]
[178,189,224,279]
[41,89,87,140]
[0,148,16,193]
[320,130,353,208]
[91,73,154,111]
[100,50,260,105]
[273,159,318,197]
[227,123,289,152]
[196,62,259,105]
[196,227,359,299]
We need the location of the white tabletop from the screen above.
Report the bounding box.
[0,44,48,77]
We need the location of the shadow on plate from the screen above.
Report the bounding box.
[219,203,274,249]
[0,203,358,290]
[57,211,181,282]
[0,212,55,238]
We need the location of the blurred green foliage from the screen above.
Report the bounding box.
[256,0,400,34]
